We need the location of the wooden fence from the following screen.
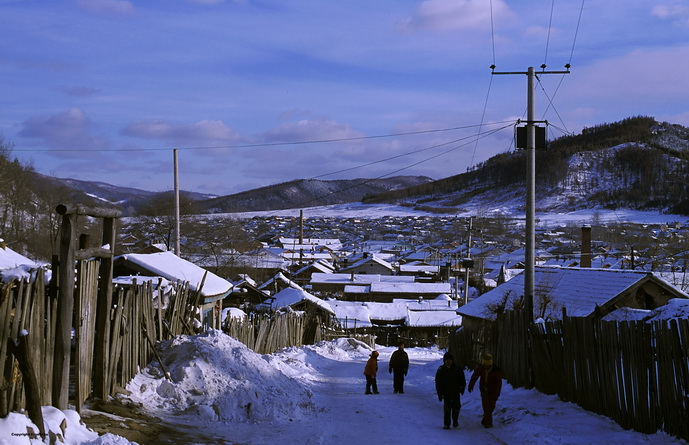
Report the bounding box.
[0,265,201,422]
[223,311,376,354]
[450,310,689,442]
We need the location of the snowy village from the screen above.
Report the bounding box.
[0,203,688,444]
[3,1,689,444]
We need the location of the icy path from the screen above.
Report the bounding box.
[141,341,682,444]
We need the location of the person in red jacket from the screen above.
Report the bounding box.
[363,350,380,394]
[468,352,502,428]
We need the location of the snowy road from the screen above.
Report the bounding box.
[125,335,683,445]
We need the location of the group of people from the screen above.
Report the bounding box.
[364,343,502,430]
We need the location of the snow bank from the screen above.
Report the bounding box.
[126,330,317,423]
[266,337,374,382]
[0,406,128,445]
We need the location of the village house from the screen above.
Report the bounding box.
[258,271,304,295]
[457,265,689,330]
[278,237,343,251]
[292,259,335,286]
[338,253,395,275]
[327,296,462,346]
[398,261,441,281]
[258,287,335,322]
[233,247,288,279]
[225,274,270,310]
[310,272,415,294]
[113,251,234,329]
[309,272,451,302]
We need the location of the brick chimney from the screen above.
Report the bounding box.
[581,225,592,268]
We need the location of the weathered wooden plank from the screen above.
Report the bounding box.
[8,333,44,437]
[74,260,100,412]
[55,203,122,219]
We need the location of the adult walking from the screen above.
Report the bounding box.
[468,352,502,428]
[363,350,380,394]
[389,341,409,394]
[434,352,466,429]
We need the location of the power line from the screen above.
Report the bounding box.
[569,0,586,66]
[274,124,513,211]
[543,0,555,67]
[471,75,495,168]
[536,75,569,134]
[10,121,514,153]
[489,0,497,67]
[312,122,510,180]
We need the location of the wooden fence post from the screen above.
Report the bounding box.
[94,217,115,400]
[52,211,75,409]
[8,333,45,438]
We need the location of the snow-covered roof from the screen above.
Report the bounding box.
[279,237,342,250]
[339,255,394,272]
[0,245,47,283]
[328,298,461,328]
[259,272,304,291]
[115,251,233,301]
[399,263,440,274]
[458,265,687,321]
[295,260,334,276]
[311,272,414,285]
[644,298,689,321]
[264,287,335,315]
[0,245,38,270]
[328,300,374,327]
[370,281,451,295]
[407,310,462,327]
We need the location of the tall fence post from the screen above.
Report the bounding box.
[93,216,116,399]
[52,211,75,409]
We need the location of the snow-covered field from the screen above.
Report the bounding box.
[2,331,685,444]
[210,202,689,226]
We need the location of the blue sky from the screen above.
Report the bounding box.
[2,0,689,196]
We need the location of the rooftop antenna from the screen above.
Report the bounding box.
[491,64,570,317]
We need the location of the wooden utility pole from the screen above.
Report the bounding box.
[464,217,473,305]
[173,149,181,256]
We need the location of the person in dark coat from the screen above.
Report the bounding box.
[363,350,380,394]
[389,341,409,394]
[468,352,503,428]
[435,352,466,429]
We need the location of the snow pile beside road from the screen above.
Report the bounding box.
[126,330,317,423]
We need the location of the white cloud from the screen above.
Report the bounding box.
[18,108,110,154]
[122,119,242,145]
[399,0,513,33]
[75,0,135,15]
[652,3,689,25]
[257,119,363,143]
[186,0,228,4]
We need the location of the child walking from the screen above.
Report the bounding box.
[364,350,380,394]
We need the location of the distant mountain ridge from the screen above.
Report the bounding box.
[54,175,434,215]
[198,176,434,213]
[34,116,689,217]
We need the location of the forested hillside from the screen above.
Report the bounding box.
[362,116,689,214]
